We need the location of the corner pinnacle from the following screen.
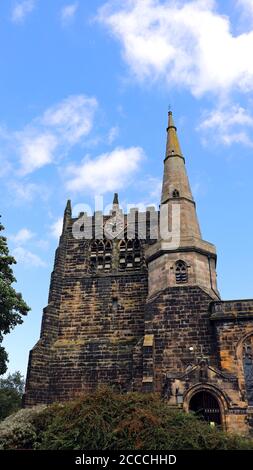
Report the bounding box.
[64,199,72,216]
[113,193,119,205]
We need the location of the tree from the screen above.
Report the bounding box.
[0,371,25,420]
[0,216,30,374]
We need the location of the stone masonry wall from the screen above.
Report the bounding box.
[24,219,148,405]
[211,300,253,401]
[24,223,69,406]
[48,272,148,402]
[143,286,218,392]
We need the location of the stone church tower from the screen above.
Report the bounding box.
[24,112,253,435]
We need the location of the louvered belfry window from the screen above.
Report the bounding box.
[90,239,112,271]
[119,237,142,270]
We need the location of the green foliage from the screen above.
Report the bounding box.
[0,348,8,376]
[0,388,252,450]
[0,406,46,450]
[0,217,30,374]
[0,372,25,420]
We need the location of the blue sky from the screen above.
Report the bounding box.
[1,0,253,377]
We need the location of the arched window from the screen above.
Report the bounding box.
[118,237,142,270]
[89,239,112,272]
[172,189,180,198]
[175,260,188,283]
[243,336,253,405]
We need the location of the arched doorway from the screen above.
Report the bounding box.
[189,390,221,425]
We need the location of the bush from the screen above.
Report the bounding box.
[0,406,46,449]
[0,388,253,450]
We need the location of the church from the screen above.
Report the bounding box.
[24,112,253,435]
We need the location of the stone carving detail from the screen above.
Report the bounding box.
[198,358,209,382]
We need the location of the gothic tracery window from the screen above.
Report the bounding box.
[243,336,253,405]
[175,260,188,283]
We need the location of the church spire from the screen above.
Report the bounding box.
[145,111,219,299]
[165,111,183,158]
[161,111,194,206]
[161,111,201,240]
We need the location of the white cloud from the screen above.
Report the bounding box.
[237,0,253,16]
[42,95,97,144]
[11,0,35,23]
[146,176,162,201]
[198,104,253,146]
[66,146,144,193]
[35,239,50,250]
[18,133,58,174]
[237,0,253,29]
[50,217,63,238]
[0,153,12,177]
[98,0,253,96]
[135,176,162,207]
[107,126,119,144]
[8,181,49,203]
[10,228,48,267]
[61,2,79,25]
[14,94,97,174]
[10,228,34,244]
[12,246,47,268]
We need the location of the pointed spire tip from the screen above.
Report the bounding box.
[167,110,177,130]
[165,111,183,158]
